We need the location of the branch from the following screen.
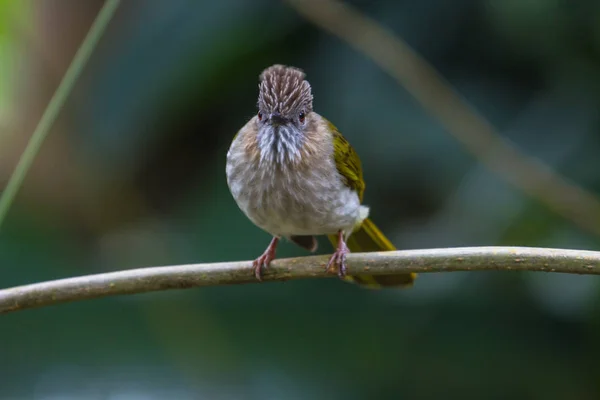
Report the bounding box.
[0,0,120,229]
[2,246,600,314]
[284,0,600,238]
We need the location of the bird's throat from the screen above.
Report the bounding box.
[257,124,303,165]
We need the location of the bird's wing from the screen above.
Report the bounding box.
[327,120,365,202]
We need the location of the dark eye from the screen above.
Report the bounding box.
[298,112,306,124]
[257,112,263,121]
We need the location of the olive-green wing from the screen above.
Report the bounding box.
[327,120,365,202]
[326,120,416,288]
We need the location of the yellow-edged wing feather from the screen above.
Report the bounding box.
[325,120,416,288]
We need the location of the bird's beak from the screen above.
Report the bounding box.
[268,112,288,126]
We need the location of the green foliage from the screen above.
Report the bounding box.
[0,0,29,129]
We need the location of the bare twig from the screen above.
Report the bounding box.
[0,0,120,229]
[285,0,600,237]
[2,246,600,314]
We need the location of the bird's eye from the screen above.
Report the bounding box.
[257,112,263,121]
[298,112,306,124]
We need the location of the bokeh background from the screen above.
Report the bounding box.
[2,0,600,398]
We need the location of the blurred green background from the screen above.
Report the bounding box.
[2,0,600,398]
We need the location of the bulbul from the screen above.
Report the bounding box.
[226,64,416,288]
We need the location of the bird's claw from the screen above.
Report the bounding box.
[252,254,273,281]
[326,241,350,278]
[252,237,279,281]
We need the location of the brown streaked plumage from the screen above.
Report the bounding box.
[226,64,416,287]
[258,65,313,118]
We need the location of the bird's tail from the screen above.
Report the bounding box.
[327,218,416,288]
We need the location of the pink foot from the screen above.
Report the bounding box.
[252,237,279,281]
[326,230,350,278]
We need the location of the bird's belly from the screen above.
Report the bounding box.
[253,187,360,236]
[228,168,363,237]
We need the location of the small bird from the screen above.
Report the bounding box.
[226,64,416,288]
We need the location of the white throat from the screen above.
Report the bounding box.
[257,124,303,165]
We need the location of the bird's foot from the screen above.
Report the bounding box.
[326,231,350,278]
[252,237,279,281]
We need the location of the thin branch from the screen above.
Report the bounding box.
[2,246,600,314]
[0,0,120,229]
[284,0,600,237]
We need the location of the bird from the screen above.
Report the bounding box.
[225,64,416,288]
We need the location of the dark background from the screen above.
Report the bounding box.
[2,0,600,398]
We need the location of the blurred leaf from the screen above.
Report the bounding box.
[0,0,30,131]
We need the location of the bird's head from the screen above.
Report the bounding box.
[255,64,314,163]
